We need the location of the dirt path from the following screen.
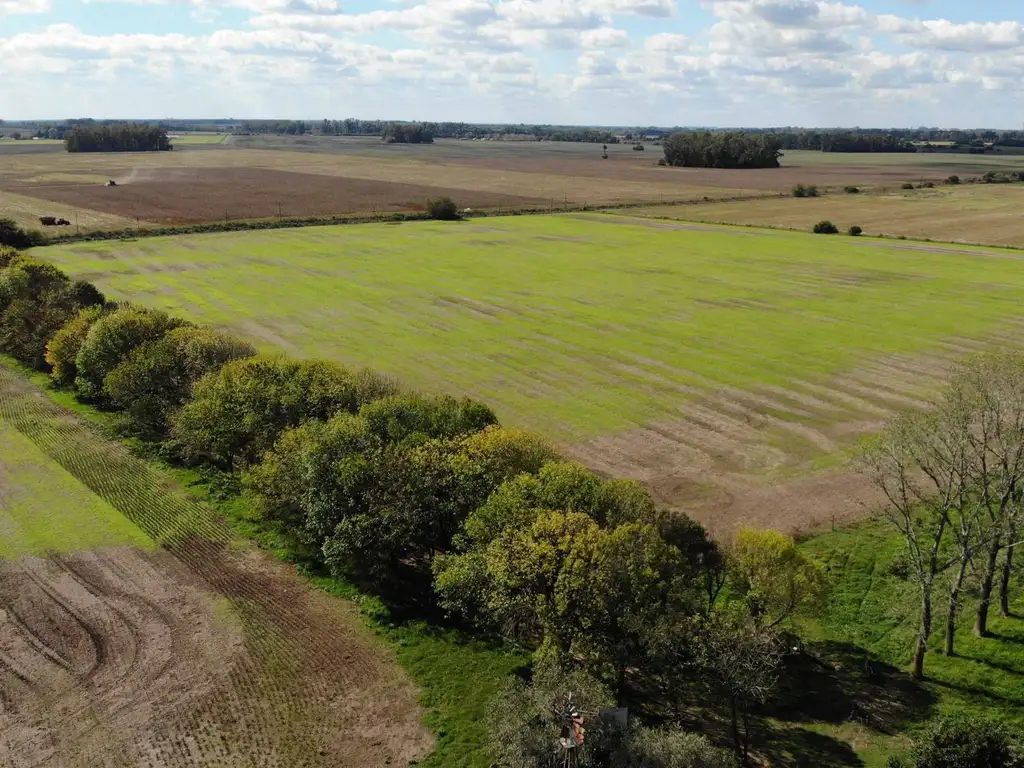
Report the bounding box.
[0,366,432,767]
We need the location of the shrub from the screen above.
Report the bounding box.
[792,184,819,198]
[0,218,43,249]
[813,221,839,235]
[75,306,188,400]
[46,305,105,385]
[910,714,1017,768]
[848,225,863,237]
[104,327,257,439]
[919,181,935,189]
[621,727,739,767]
[426,197,458,221]
[946,175,960,185]
[657,158,667,167]
[171,356,365,469]
[901,182,915,190]
[844,185,860,194]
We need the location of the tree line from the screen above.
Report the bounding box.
[64,123,172,153]
[776,131,917,153]
[0,241,1019,766]
[381,122,434,144]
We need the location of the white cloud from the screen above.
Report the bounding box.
[0,0,49,14]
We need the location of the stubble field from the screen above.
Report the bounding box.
[0,363,431,767]
[36,213,1024,535]
[626,184,1024,248]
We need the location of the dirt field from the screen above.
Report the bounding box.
[623,185,1024,248]
[6,167,548,224]
[6,137,1024,230]
[0,364,432,767]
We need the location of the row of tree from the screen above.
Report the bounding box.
[64,123,172,153]
[0,241,835,764]
[860,354,1024,680]
[662,131,783,169]
[776,131,917,153]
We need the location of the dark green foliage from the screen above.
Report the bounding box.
[849,225,863,237]
[902,183,916,190]
[359,393,496,445]
[919,181,936,189]
[243,412,378,545]
[844,186,860,194]
[171,356,367,470]
[946,175,961,185]
[426,197,459,221]
[662,132,782,169]
[910,715,1018,768]
[382,122,434,144]
[813,221,839,235]
[792,184,819,198]
[0,255,105,368]
[323,427,555,586]
[75,306,188,400]
[104,327,257,439]
[46,305,106,385]
[0,219,44,249]
[64,123,171,152]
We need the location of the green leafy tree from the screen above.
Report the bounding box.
[0,256,104,368]
[104,327,256,439]
[46,305,106,385]
[620,728,738,768]
[171,356,366,470]
[75,306,188,400]
[728,528,828,629]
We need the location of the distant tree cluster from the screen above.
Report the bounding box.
[236,120,310,135]
[662,131,783,169]
[776,131,917,153]
[382,123,434,144]
[65,123,172,153]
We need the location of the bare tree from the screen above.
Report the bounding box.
[947,354,1024,637]
[694,607,781,764]
[858,411,960,678]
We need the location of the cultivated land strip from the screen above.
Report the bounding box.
[0,364,431,767]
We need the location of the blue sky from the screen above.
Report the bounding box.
[2,0,1023,126]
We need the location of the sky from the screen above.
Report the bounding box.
[1,0,1022,126]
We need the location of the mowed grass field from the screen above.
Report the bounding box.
[0,361,431,767]
[37,213,1024,532]
[628,184,1024,248]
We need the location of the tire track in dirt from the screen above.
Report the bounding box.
[0,365,432,767]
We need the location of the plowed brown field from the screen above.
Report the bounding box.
[0,364,432,767]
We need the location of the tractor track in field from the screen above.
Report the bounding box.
[0,365,431,767]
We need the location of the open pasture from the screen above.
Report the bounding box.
[37,214,1024,534]
[627,184,1024,248]
[0,363,430,767]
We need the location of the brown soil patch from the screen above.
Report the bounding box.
[0,541,431,767]
[2,167,546,225]
[567,349,969,537]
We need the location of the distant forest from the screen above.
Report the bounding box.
[4,117,1024,153]
[64,123,172,153]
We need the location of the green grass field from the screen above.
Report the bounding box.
[38,215,1024,453]
[0,414,152,557]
